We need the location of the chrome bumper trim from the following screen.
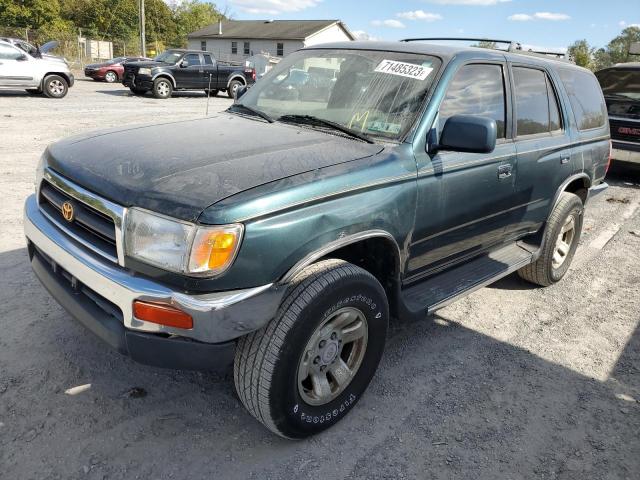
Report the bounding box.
[24,195,283,343]
[612,147,640,164]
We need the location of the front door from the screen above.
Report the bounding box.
[408,62,517,282]
[0,43,35,87]
[173,53,204,89]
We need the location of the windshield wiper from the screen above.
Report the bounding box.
[278,114,374,144]
[228,104,274,123]
[604,93,634,100]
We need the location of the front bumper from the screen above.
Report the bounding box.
[24,194,284,369]
[123,74,153,90]
[68,73,75,87]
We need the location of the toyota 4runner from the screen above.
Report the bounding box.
[24,40,610,438]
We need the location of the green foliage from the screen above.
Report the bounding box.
[1,0,224,53]
[472,40,497,49]
[567,39,593,69]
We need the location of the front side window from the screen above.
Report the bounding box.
[277,42,284,56]
[0,43,25,60]
[439,64,506,138]
[231,41,237,55]
[236,49,441,141]
[183,53,201,67]
[559,68,607,130]
[244,42,250,55]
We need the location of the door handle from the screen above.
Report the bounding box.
[561,156,570,164]
[498,164,512,179]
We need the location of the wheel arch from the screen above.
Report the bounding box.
[551,173,591,211]
[41,71,72,88]
[151,72,176,88]
[226,74,247,88]
[280,230,403,317]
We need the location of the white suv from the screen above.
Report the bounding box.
[0,40,74,98]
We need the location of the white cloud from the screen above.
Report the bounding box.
[371,19,406,28]
[534,12,570,21]
[508,12,570,22]
[424,0,510,5]
[619,20,627,27]
[396,10,443,21]
[508,14,533,21]
[227,0,321,15]
[352,30,377,41]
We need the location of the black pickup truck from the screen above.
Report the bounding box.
[122,49,256,99]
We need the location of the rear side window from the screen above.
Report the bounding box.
[203,54,213,65]
[439,64,506,138]
[559,68,607,130]
[513,67,562,136]
[0,43,24,60]
[183,54,201,67]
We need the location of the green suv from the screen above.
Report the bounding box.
[24,40,610,438]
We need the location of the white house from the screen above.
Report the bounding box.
[187,19,354,63]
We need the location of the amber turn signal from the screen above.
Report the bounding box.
[188,225,243,275]
[133,300,193,329]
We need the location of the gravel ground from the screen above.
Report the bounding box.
[0,79,639,480]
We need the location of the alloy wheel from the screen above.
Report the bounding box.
[552,215,575,269]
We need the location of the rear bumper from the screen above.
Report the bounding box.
[612,143,640,164]
[24,194,284,370]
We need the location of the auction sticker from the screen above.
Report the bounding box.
[374,60,433,80]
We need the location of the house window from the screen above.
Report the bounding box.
[231,41,237,55]
[244,41,250,55]
[276,42,284,56]
[200,41,206,51]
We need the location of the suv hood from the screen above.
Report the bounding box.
[46,114,383,222]
[127,61,164,69]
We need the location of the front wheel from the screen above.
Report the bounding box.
[518,191,583,286]
[42,75,68,98]
[152,78,173,99]
[234,259,388,438]
[129,86,147,96]
[104,70,118,83]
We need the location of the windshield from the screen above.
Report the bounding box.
[596,68,640,101]
[154,51,182,64]
[236,49,441,141]
[107,57,126,65]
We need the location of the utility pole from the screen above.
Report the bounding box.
[139,0,146,57]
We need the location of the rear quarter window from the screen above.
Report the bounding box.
[559,68,607,131]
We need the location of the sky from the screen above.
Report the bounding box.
[217,0,640,51]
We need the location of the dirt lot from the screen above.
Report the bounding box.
[1,79,639,480]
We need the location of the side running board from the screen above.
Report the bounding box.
[402,243,534,315]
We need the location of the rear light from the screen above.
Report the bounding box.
[133,300,193,329]
[252,69,256,81]
[606,140,612,175]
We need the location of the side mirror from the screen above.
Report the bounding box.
[16,54,28,61]
[179,59,188,68]
[435,115,497,154]
[234,85,248,101]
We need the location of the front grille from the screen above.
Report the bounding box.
[609,118,640,143]
[38,179,118,261]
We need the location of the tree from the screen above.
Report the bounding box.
[606,26,640,64]
[567,39,593,68]
[170,0,224,47]
[472,40,497,49]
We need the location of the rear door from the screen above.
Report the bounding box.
[409,61,518,279]
[507,64,573,239]
[201,53,218,89]
[173,53,204,89]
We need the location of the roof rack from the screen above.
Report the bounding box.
[399,37,522,52]
[399,37,574,63]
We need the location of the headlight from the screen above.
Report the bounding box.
[124,208,243,277]
[138,68,152,75]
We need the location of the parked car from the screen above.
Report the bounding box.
[595,63,640,166]
[84,56,151,83]
[122,48,256,99]
[0,40,74,98]
[24,40,610,438]
[0,37,66,64]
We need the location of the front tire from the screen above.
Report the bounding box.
[152,78,173,99]
[104,70,118,83]
[42,75,68,99]
[129,86,147,96]
[234,259,388,438]
[518,191,583,286]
